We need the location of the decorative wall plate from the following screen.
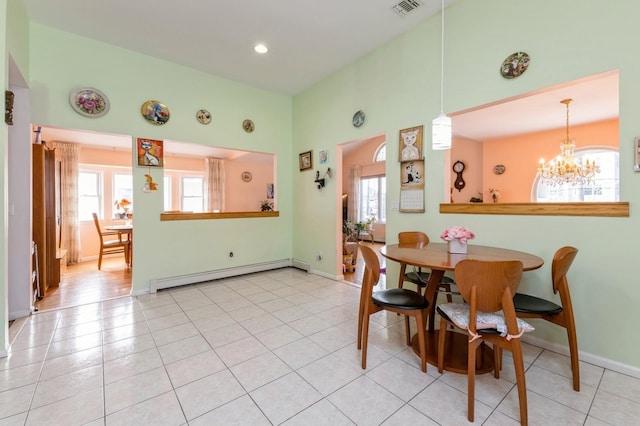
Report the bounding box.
[141,100,170,125]
[500,52,530,79]
[352,110,365,127]
[241,171,252,182]
[242,119,255,132]
[69,87,110,118]
[196,109,211,124]
[493,164,506,175]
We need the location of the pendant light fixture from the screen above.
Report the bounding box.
[432,0,451,150]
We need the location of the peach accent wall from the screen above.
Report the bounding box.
[342,134,386,241]
[78,147,275,260]
[225,161,275,212]
[449,136,483,203]
[450,119,618,203]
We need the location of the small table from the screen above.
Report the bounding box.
[105,224,133,266]
[380,242,544,374]
[359,229,374,243]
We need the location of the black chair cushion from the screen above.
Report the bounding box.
[372,288,429,310]
[404,271,455,285]
[513,293,563,315]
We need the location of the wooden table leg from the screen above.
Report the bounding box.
[424,269,445,331]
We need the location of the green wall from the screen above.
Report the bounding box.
[1,0,639,372]
[27,24,294,293]
[292,0,640,369]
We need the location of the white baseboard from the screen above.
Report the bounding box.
[291,259,310,272]
[9,309,32,321]
[149,259,291,293]
[523,334,640,379]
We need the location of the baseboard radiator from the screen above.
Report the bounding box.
[291,258,311,272]
[149,258,292,293]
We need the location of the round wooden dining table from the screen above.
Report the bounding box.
[380,242,544,374]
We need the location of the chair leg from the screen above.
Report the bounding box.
[565,323,580,391]
[437,316,447,374]
[97,251,103,270]
[441,283,453,303]
[404,316,411,346]
[415,311,428,373]
[511,340,528,426]
[468,340,478,423]
[361,305,371,370]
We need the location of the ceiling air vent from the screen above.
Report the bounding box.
[393,0,423,17]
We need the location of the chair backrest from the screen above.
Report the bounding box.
[398,231,429,248]
[551,246,578,294]
[92,213,105,243]
[454,259,523,313]
[360,244,381,295]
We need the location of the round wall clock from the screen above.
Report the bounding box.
[352,110,365,128]
[242,119,255,133]
[69,87,110,118]
[141,100,170,125]
[196,109,211,124]
[452,160,466,192]
[500,51,530,79]
[241,171,252,182]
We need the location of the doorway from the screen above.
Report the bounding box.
[339,133,387,284]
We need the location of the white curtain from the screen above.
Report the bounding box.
[52,142,80,264]
[205,158,225,212]
[348,165,361,222]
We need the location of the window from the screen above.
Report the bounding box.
[533,148,619,202]
[182,176,204,212]
[113,173,133,209]
[374,144,386,162]
[359,175,386,223]
[78,171,100,221]
[163,176,171,211]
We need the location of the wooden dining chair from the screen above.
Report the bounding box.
[92,213,131,270]
[513,246,580,391]
[397,232,455,301]
[357,244,430,372]
[437,259,533,425]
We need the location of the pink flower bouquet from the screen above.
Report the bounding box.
[440,226,475,243]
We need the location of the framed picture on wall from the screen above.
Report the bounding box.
[136,138,164,167]
[398,125,423,162]
[299,150,312,171]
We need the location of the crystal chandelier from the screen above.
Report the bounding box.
[537,98,600,186]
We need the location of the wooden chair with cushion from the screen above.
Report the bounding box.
[437,259,532,425]
[398,232,456,301]
[357,244,430,372]
[92,213,131,270]
[513,246,580,391]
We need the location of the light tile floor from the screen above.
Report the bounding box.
[2,268,639,425]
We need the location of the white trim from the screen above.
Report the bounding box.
[523,334,640,379]
[149,259,291,292]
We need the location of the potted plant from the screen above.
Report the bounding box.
[260,200,274,211]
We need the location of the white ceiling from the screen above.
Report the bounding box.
[25,0,619,148]
[23,0,453,96]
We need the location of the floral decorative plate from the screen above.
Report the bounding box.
[242,119,255,133]
[141,100,170,125]
[500,52,530,79]
[196,109,212,124]
[69,87,110,118]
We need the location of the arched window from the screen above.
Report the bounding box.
[374,144,386,162]
[532,147,619,202]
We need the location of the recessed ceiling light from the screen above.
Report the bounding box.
[254,44,268,54]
